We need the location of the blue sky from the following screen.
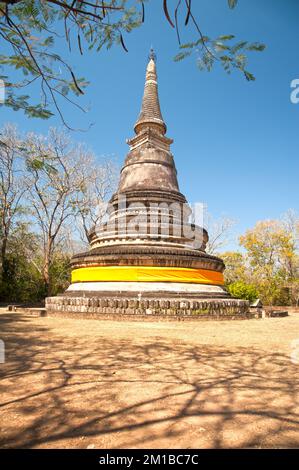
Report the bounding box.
[1,0,298,249]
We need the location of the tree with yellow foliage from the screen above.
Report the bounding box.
[238,214,299,305]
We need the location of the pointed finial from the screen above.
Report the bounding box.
[149,47,156,62]
[134,47,166,135]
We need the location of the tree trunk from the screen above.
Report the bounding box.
[0,236,8,278]
[43,241,51,297]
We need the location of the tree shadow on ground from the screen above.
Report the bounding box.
[0,313,298,448]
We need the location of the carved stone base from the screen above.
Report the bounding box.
[45,295,250,321]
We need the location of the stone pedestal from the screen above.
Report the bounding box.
[46,296,249,321]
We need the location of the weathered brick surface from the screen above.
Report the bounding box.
[46,296,250,321]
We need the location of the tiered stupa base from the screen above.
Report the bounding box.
[46,245,250,320]
[46,280,249,321]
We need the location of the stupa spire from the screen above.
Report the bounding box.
[134,49,167,135]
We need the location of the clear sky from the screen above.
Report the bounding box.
[1,0,298,248]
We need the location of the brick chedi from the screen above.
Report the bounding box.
[46,51,249,320]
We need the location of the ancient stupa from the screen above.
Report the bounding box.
[46,51,249,319]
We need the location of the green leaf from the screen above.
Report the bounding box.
[218,35,235,41]
[220,55,233,62]
[244,70,255,81]
[247,43,266,52]
[42,36,54,47]
[231,41,248,54]
[174,51,192,62]
[213,41,230,52]
[235,53,247,66]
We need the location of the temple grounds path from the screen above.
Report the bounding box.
[0,312,298,448]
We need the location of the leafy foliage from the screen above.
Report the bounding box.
[222,251,246,284]
[223,214,299,306]
[227,281,258,303]
[174,36,265,81]
[0,0,265,123]
[0,226,72,302]
[0,0,142,124]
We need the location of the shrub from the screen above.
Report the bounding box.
[227,281,258,303]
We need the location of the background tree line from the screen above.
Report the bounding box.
[206,211,299,306]
[0,122,298,305]
[0,123,117,302]
[221,212,299,306]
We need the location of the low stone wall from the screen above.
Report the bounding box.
[46,296,250,321]
[264,306,299,313]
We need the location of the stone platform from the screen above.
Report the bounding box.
[46,295,249,321]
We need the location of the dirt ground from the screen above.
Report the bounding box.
[0,311,298,449]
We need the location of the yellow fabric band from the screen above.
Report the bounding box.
[71,266,224,286]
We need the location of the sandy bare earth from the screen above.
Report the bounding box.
[0,311,298,449]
